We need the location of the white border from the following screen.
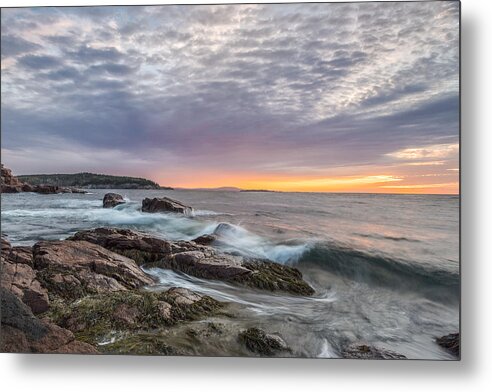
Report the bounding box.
[2,0,491,390]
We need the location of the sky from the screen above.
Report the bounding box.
[1,1,460,193]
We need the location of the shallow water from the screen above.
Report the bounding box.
[1,189,459,359]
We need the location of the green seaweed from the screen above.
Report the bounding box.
[236,260,315,296]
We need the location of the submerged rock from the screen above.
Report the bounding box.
[0,288,98,354]
[33,240,154,301]
[341,343,406,359]
[436,333,459,357]
[103,192,125,208]
[238,327,290,356]
[142,197,193,215]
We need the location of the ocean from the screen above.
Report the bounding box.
[1,189,460,359]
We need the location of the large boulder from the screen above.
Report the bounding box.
[436,333,459,357]
[32,240,154,301]
[142,197,193,215]
[1,239,49,314]
[103,192,125,208]
[0,288,98,354]
[68,228,315,296]
[341,343,406,359]
[68,227,172,265]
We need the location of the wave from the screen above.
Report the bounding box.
[297,242,459,301]
[210,222,310,264]
[355,233,421,243]
[2,196,459,302]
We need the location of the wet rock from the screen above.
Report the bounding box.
[69,228,315,296]
[341,343,406,359]
[236,259,315,296]
[142,197,193,215]
[103,192,125,208]
[100,334,181,356]
[192,234,217,246]
[0,288,97,354]
[436,333,459,357]
[48,287,223,346]
[68,227,172,265]
[161,250,252,280]
[238,327,290,356]
[32,240,154,301]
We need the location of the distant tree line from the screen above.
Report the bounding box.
[17,172,169,189]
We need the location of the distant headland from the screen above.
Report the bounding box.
[17,172,171,190]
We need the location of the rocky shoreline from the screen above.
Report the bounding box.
[1,219,316,355]
[1,189,460,358]
[1,165,86,194]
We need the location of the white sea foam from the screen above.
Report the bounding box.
[318,339,338,358]
[210,222,310,264]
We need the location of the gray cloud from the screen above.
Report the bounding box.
[1,2,459,186]
[17,54,62,69]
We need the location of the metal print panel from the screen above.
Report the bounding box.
[0,1,460,359]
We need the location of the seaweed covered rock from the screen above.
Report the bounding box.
[103,192,125,208]
[142,197,193,215]
[238,327,290,356]
[100,334,181,355]
[192,234,217,246]
[32,240,154,300]
[236,260,315,296]
[68,227,172,265]
[341,343,406,359]
[48,287,223,347]
[0,288,97,354]
[436,333,459,357]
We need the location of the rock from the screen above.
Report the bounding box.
[238,327,290,356]
[161,250,252,280]
[142,197,193,215]
[0,288,98,354]
[69,228,314,296]
[436,333,459,357]
[32,240,154,300]
[103,192,125,208]
[236,259,315,296]
[49,287,223,347]
[341,343,406,359]
[192,234,217,245]
[34,185,60,194]
[1,240,49,314]
[1,164,24,192]
[99,334,180,355]
[68,227,172,265]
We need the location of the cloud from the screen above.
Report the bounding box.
[387,143,459,160]
[17,54,61,69]
[0,2,460,192]
[1,34,41,57]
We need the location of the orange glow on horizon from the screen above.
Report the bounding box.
[153,172,459,195]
